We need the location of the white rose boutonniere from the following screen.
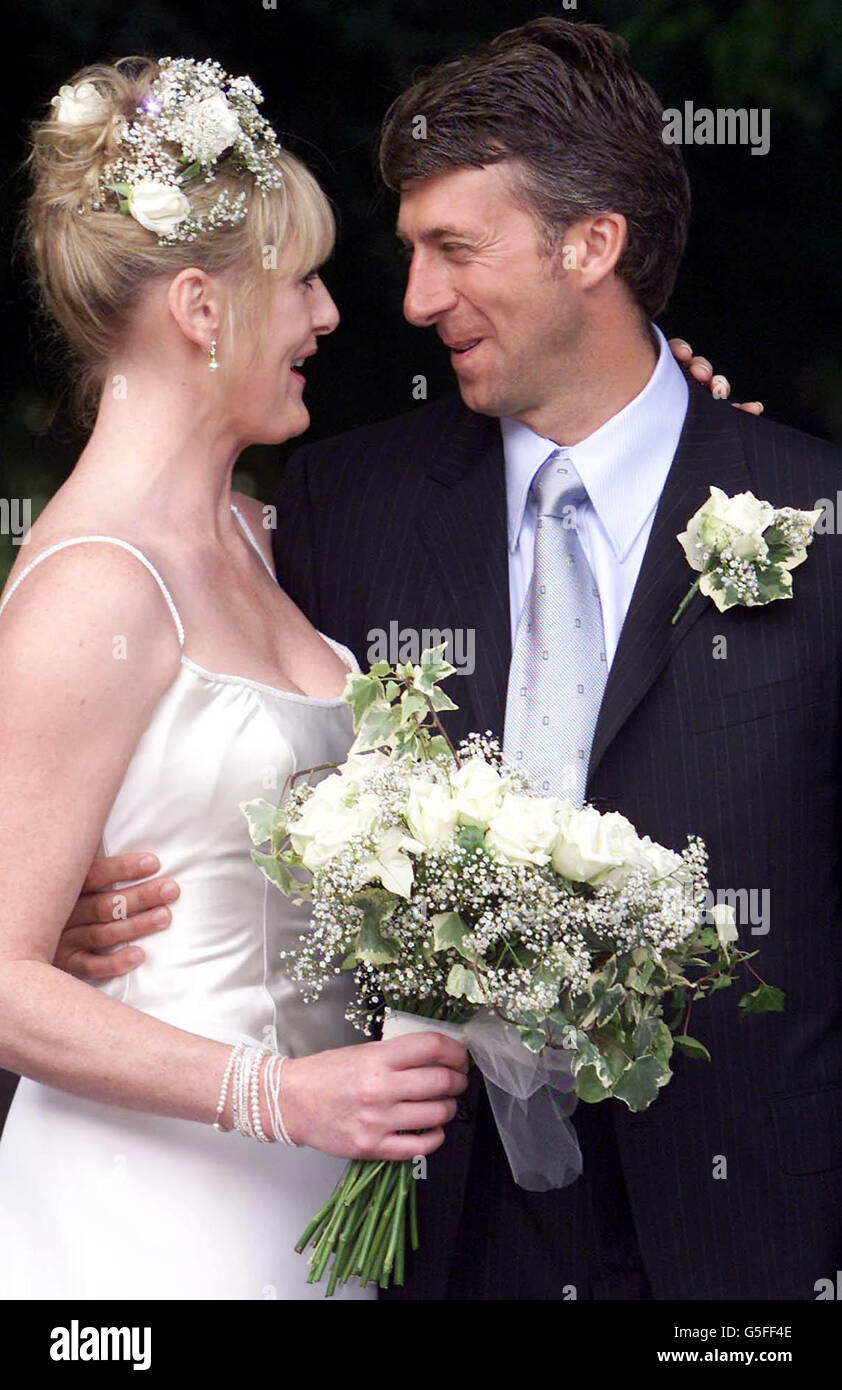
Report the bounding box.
[673,486,822,624]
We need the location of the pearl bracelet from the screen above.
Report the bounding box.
[213,1042,297,1145]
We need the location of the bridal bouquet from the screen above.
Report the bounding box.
[241,646,782,1295]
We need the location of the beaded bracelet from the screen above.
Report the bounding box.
[213,1041,298,1145]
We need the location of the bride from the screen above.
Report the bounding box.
[0,55,468,1301]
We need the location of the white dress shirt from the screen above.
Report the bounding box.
[502,323,689,669]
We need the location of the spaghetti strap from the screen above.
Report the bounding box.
[230,502,276,581]
[0,535,185,650]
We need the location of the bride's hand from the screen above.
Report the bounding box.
[667,338,764,414]
[279,1032,470,1160]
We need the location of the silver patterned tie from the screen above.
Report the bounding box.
[503,448,608,805]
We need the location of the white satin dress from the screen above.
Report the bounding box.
[0,505,375,1300]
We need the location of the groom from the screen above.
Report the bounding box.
[60,19,841,1298]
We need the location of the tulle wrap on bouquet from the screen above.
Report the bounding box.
[382,1008,583,1191]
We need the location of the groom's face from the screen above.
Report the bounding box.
[397,163,582,424]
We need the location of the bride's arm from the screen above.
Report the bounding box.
[0,544,466,1156]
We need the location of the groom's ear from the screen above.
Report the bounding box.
[560,213,628,292]
[166,268,222,350]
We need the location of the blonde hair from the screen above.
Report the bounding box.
[25,55,335,425]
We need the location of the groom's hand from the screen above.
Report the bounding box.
[54,853,178,981]
[668,338,764,414]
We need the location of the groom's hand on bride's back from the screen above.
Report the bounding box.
[668,338,764,414]
[55,852,178,980]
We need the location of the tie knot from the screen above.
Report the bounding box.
[531,449,587,519]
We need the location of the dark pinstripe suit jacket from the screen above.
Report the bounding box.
[272,382,842,1299]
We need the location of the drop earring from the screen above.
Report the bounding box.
[208,339,220,371]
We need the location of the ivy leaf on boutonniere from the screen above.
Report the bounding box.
[671,486,822,625]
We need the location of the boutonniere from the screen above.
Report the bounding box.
[671,486,822,625]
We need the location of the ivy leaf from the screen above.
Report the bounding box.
[251,849,294,896]
[575,1064,612,1103]
[519,1025,548,1054]
[353,704,402,752]
[673,1033,712,1062]
[612,1055,667,1112]
[431,911,472,958]
[428,734,453,760]
[240,797,283,846]
[354,889,401,964]
[738,984,786,1015]
[344,673,385,729]
[632,1017,674,1065]
[400,691,428,725]
[414,644,456,693]
[445,962,485,1003]
[428,687,459,713]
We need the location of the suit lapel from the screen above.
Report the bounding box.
[417,401,512,740]
[587,386,753,787]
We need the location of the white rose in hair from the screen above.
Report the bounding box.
[176,93,241,164]
[51,82,110,126]
[127,181,191,236]
[485,792,560,866]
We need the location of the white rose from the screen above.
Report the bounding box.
[127,181,191,236]
[51,82,109,126]
[290,790,380,871]
[176,93,241,164]
[712,902,739,946]
[485,791,560,866]
[551,804,643,887]
[450,758,508,828]
[678,486,774,571]
[405,780,458,849]
[635,835,688,884]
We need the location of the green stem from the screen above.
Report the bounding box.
[326,1197,370,1297]
[671,578,701,626]
[409,1168,420,1250]
[356,1166,400,1283]
[342,1159,386,1206]
[361,1175,402,1285]
[382,1164,410,1277]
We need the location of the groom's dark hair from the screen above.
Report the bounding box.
[379,17,690,319]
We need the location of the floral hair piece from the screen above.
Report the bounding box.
[52,57,284,243]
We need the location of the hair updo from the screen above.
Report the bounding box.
[25,55,335,425]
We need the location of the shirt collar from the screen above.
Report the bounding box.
[502,323,689,562]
